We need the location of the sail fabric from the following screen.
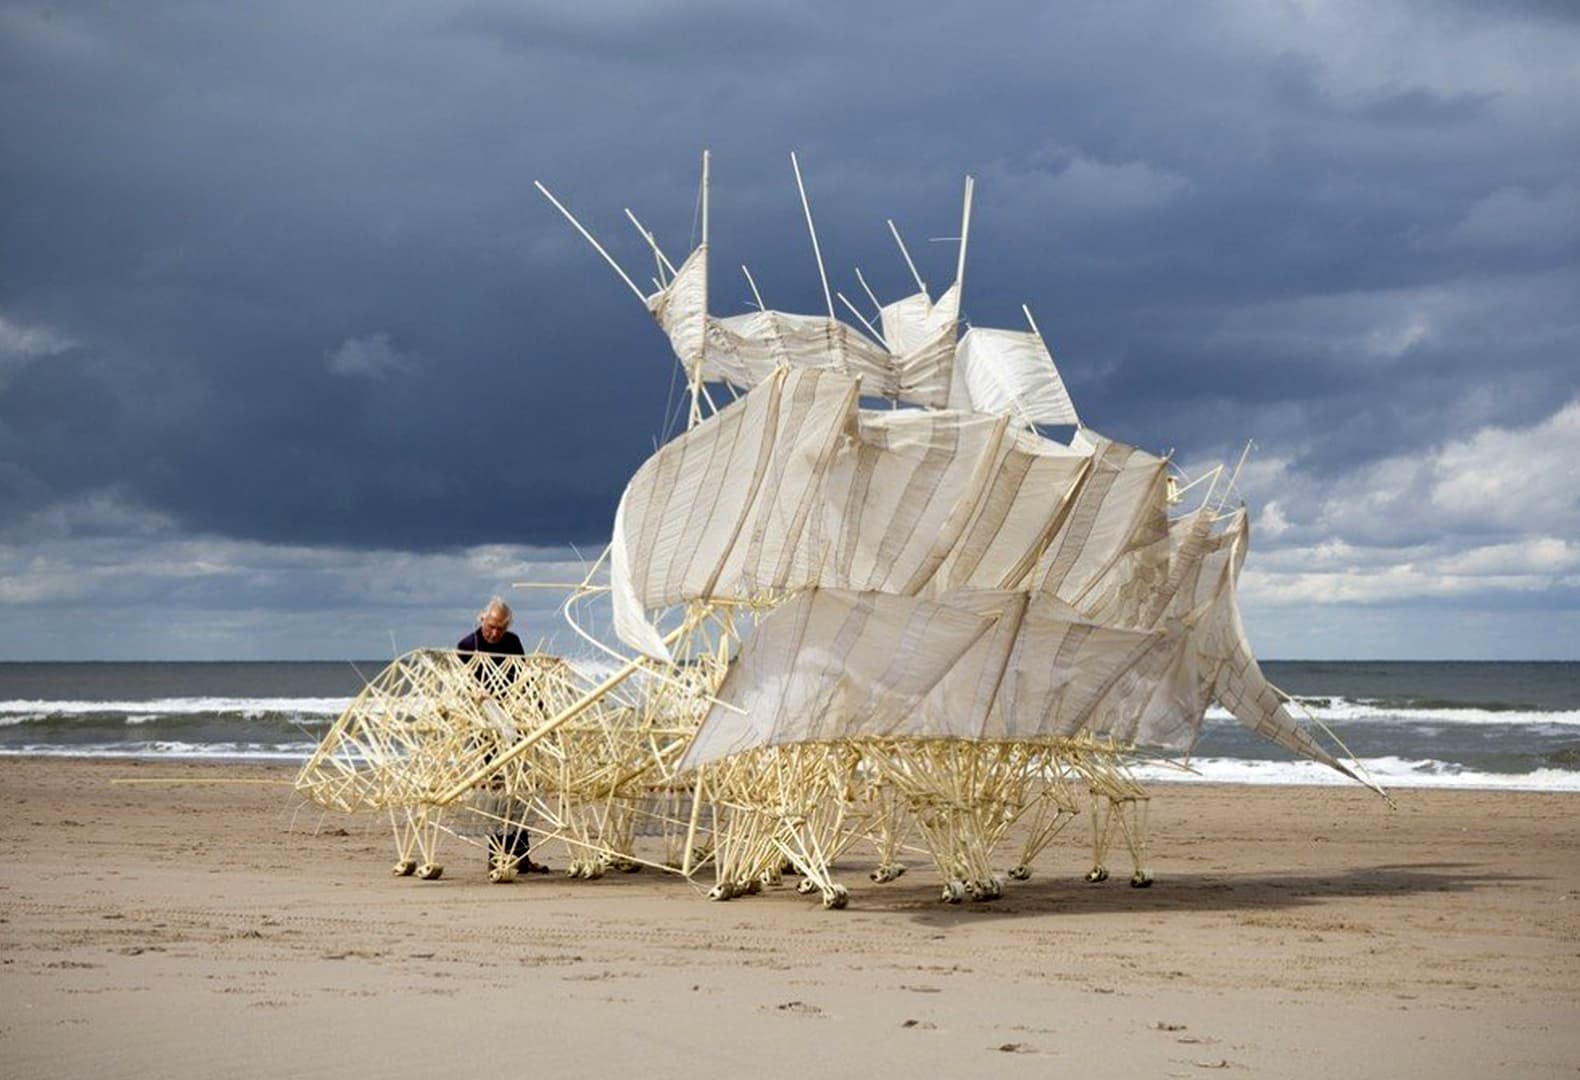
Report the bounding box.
[677,588,1002,770]
[647,246,707,376]
[1074,506,1213,631]
[645,245,957,407]
[610,383,1103,658]
[928,427,1092,593]
[947,327,1081,427]
[1030,434,1171,605]
[609,368,859,660]
[1165,511,1357,776]
[809,409,1010,595]
[879,284,960,355]
[702,310,954,407]
[679,586,1199,770]
[674,485,1351,775]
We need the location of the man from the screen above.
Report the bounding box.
[457,598,548,875]
[457,596,525,657]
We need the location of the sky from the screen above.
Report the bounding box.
[1,0,1577,661]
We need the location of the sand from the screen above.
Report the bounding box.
[1,757,1577,1079]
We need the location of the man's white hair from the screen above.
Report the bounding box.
[478,596,513,625]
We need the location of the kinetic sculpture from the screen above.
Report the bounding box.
[296,153,1369,906]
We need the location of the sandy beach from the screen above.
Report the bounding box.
[2,757,1576,1079]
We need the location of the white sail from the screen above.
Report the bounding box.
[611,380,1100,659]
[679,586,1197,770]
[610,367,859,660]
[647,243,960,408]
[948,326,1081,427]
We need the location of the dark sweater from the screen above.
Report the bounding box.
[456,629,525,655]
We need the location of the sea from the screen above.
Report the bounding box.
[1,660,1577,793]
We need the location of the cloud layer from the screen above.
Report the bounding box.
[1,1,1576,658]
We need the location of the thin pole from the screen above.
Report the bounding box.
[701,148,710,248]
[625,208,678,278]
[837,292,888,348]
[689,150,712,429]
[1021,303,1042,340]
[887,219,927,295]
[1219,439,1254,513]
[534,181,647,304]
[436,623,688,804]
[790,151,835,320]
[954,175,975,302]
[854,267,883,317]
[741,265,766,310]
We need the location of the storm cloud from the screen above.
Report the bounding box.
[1,1,1576,658]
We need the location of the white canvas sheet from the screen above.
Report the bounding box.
[948,327,1080,427]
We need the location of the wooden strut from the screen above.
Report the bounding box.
[435,623,691,804]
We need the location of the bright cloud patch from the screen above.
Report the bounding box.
[0,313,75,389]
[1239,398,1580,611]
[324,332,417,378]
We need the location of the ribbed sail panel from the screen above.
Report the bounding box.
[646,246,707,374]
[987,595,1192,744]
[609,368,859,659]
[1180,513,1355,775]
[1075,506,1213,631]
[879,284,960,355]
[948,327,1081,427]
[1030,434,1171,604]
[679,587,1200,770]
[643,267,962,407]
[702,310,872,385]
[677,588,1001,770]
[811,409,1007,595]
[699,310,955,408]
[928,430,1091,593]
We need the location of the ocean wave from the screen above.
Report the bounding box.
[0,742,320,761]
[0,697,352,723]
[1,745,1572,793]
[1134,754,1580,792]
[1204,699,1580,728]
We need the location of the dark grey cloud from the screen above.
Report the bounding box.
[1,0,1577,657]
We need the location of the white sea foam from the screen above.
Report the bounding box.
[1204,700,1580,727]
[1134,755,1580,792]
[0,697,352,719]
[1,745,1572,793]
[0,743,318,761]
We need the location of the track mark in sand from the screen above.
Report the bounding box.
[900,1018,936,1030]
[767,1000,824,1017]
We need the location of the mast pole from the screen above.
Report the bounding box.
[535,181,647,304]
[887,219,928,296]
[741,265,766,310]
[791,151,835,320]
[1218,439,1254,514]
[854,267,883,318]
[688,150,711,429]
[837,292,887,348]
[624,208,678,278]
[953,175,975,307]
